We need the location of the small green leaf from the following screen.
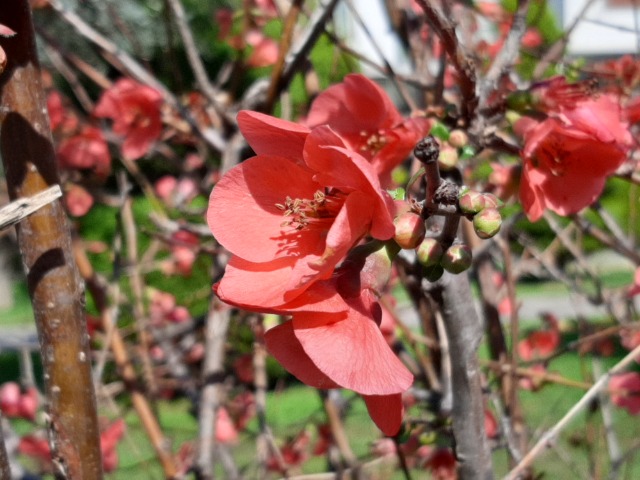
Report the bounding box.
[429,121,450,141]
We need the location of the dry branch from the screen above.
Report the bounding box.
[0,184,62,231]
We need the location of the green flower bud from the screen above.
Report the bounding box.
[416,237,444,267]
[394,213,426,249]
[473,207,502,239]
[424,264,444,282]
[458,190,485,214]
[441,244,473,274]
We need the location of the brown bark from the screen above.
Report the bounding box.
[0,3,103,479]
[0,415,12,479]
[438,272,494,480]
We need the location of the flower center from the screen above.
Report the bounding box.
[275,189,346,231]
[359,129,388,156]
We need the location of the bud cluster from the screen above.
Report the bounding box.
[393,213,474,280]
[458,190,503,239]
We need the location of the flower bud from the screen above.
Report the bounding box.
[458,190,485,214]
[424,264,444,282]
[441,244,472,274]
[394,213,426,249]
[416,238,444,267]
[438,146,459,170]
[473,207,502,239]
[448,129,469,148]
[481,193,503,209]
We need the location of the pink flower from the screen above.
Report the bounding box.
[94,78,163,160]
[215,407,239,444]
[170,230,199,276]
[246,31,279,68]
[208,110,395,309]
[262,249,413,436]
[0,382,38,421]
[57,126,111,177]
[64,184,94,217]
[517,314,560,361]
[306,74,431,186]
[609,372,640,415]
[100,419,125,473]
[47,91,79,134]
[518,91,632,221]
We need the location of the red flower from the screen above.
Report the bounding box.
[609,372,640,415]
[0,382,38,421]
[64,184,94,217]
[94,78,163,160]
[306,74,431,186]
[100,419,125,473]
[517,314,560,361]
[263,248,413,436]
[208,110,395,309]
[215,407,239,444]
[57,126,111,177]
[518,92,632,221]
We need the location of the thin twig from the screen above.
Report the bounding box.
[505,341,640,480]
[0,185,62,231]
[195,299,235,479]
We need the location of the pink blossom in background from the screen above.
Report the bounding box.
[94,78,163,160]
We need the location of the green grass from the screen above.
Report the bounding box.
[0,281,34,327]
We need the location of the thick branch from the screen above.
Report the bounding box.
[0,2,102,478]
[437,273,494,480]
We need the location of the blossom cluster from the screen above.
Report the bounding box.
[207,74,430,435]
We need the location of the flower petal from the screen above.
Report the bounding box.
[215,256,349,313]
[207,155,324,262]
[237,110,309,162]
[292,305,413,395]
[362,394,404,436]
[306,74,401,135]
[264,321,341,390]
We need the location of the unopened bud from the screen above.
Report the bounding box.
[438,146,459,171]
[448,129,469,148]
[481,193,503,209]
[441,244,473,274]
[458,190,485,214]
[394,213,426,249]
[424,264,444,282]
[416,238,444,267]
[473,207,502,239]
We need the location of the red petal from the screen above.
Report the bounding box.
[362,394,404,436]
[215,257,349,313]
[306,74,401,135]
[264,321,341,390]
[292,305,413,395]
[238,110,309,162]
[121,120,162,160]
[207,155,324,262]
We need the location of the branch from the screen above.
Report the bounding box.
[414,0,478,121]
[0,3,103,477]
[194,300,234,479]
[0,185,62,231]
[0,415,12,480]
[437,272,495,480]
[505,341,640,479]
[479,0,532,108]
